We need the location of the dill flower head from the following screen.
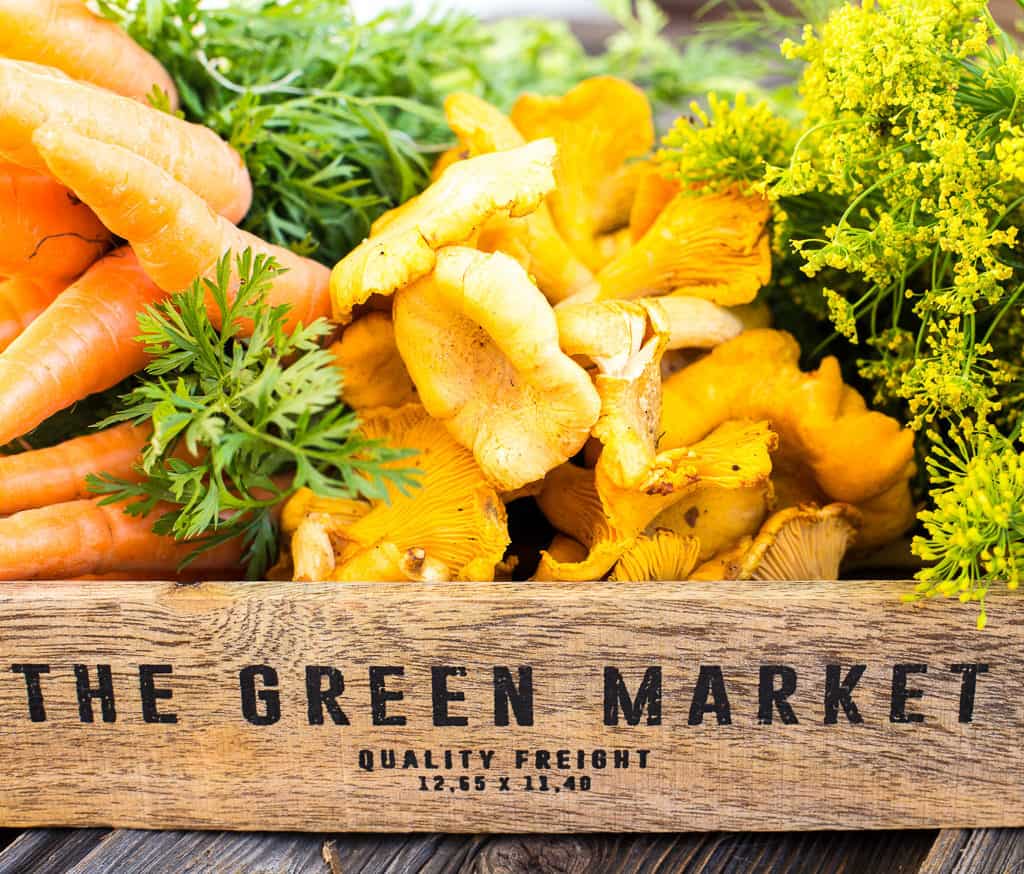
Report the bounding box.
[754,0,1024,617]
[660,0,1024,617]
[659,92,793,195]
[912,422,1024,629]
[768,0,1024,427]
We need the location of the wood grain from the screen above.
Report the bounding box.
[63,830,327,874]
[0,830,109,874]
[0,829,943,874]
[917,829,1024,874]
[0,579,1020,832]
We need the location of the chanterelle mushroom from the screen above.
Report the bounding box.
[593,161,652,238]
[608,529,701,582]
[532,463,635,582]
[597,418,779,536]
[432,144,468,181]
[661,329,915,550]
[557,298,669,489]
[442,91,594,304]
[555,296,745,493]
[286,404,509,582]
[628,167,679,242]
[591,188,772,306]
[690,503,861,581]
[533,419,777,581]
[511,76,654,271]
[652,481,774,562]
[331,542,451,583]
[394,246,601,492]
[329,137,556,323]
[328,312,417,411]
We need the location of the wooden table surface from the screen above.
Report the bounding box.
[0,828,1019,873]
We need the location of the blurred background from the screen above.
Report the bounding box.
[352,0,1022,31]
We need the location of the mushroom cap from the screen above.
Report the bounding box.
[291,514,338,582]
[556,297,745,493]
[557,300,668,490]
[690,503,861,581]
[594,188,772,305]
[593,160,652,236]
[445,91,525,153]
[281,488,369,538]
[289,404,509,582]
[331,542,452,583]
[431,144,468,181]
[329,138,557,323]
[394,246,601,492]
[608,529,701,582]
[628,168,680,242]
[731,300,774,331]
[657,296,746,350]
[346,404,509,580]
[593,227,634,269]
[443,92,594,304]
[596,418,778,535]
[328,312,417,411]
[533,419,777,581]
[511,76,654,271]
[852,467,919,552]
[652,481,774,561]
[556,298,661,369]
[661,329,916,548]
[546,534,589,565]
[477,211,596,305]
[533,462,635,582]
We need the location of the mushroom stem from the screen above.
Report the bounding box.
[400,547,450,582]
[657,296,745,350]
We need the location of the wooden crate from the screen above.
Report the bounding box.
[0,578,1019,833]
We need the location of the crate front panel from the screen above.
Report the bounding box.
[0,579,1018,832]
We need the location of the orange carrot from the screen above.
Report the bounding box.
[0,59,250,223]
[0,248,167,445]
[0,0,179,108]
[0,422,149,515]
[0,274,66,352]
[34,128,331,332]
[0,498,245,580]
[0,162,111,279]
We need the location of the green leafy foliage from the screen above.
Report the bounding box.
[93,0,765,265]
[88,251,418,578]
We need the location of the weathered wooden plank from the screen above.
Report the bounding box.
[692,830,937,873]
[62,830,326,874]
[0,829,944,874]
[0,579,1018,832]
[465,831,937,874]
[469,835,711,873]
[331,834,489,874]
[917,830,970,874]
[0,829,109,874]
[917,828,1024,874]
[315,834,486,874]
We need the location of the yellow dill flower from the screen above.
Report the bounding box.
[913,423,1024,628]
[822,287,857,342]
[659,92,794,195]
[756,0,1024,617]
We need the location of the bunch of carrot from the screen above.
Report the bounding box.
[0,0,333,580]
